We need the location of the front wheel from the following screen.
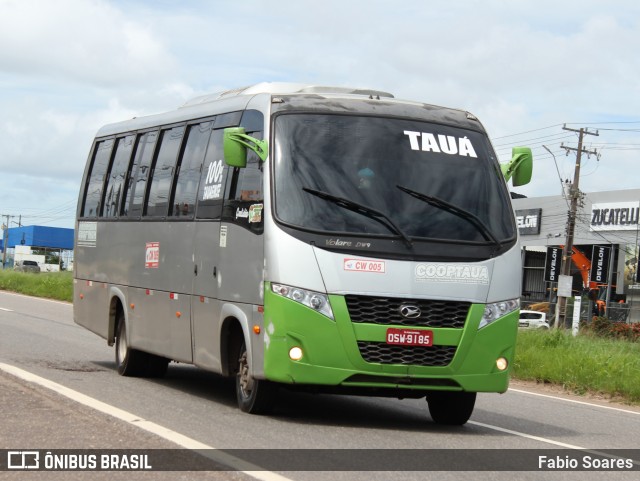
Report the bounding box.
[427,391,476,425]
[235,341,277,414]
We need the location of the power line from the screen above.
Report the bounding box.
[492,124,564,140]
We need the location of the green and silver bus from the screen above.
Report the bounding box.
[74,83,532,425]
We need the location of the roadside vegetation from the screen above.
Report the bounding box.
[0,269,73,302]
[0,271,638,405]
[514,327,640,405]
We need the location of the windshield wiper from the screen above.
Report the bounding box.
[396,185,502,248]
[302,187,413,248]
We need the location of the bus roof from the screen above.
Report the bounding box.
[94,82,479,138]
[180,82,395,108]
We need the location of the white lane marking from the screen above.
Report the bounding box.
[469,421,585,449]
[509,388,640,416]
[0,307,14,312]
[0,363,294,481]
[469,420,640,466]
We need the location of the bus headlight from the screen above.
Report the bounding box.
[271,283,334,320]
[479,298,519,329]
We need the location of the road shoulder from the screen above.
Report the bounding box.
[509,378,640,413]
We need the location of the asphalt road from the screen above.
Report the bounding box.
[0,290,639,480]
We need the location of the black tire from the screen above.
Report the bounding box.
[427,391,476,425]
[235,340,277,414]
[115,318,168,378]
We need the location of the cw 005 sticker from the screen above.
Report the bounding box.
[344,258,386,273]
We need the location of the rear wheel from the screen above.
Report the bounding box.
[427,391,476,425]
[115,317,168,378]
[235,340,277,414]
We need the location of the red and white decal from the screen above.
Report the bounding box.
[145,242,159,268]
[343,258,386,273]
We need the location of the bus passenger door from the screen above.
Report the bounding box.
[191,128,227,371]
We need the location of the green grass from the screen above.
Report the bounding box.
[0,269,73,302]
[513,328,640,404]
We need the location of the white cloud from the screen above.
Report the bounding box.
[0,0,176,86]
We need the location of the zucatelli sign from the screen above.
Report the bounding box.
[590,201,640,231]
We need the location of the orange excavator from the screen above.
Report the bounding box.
[566,245,606,315]
[529,245,608,317]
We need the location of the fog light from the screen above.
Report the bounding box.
[289,346,303,361]
[496,357,508,371]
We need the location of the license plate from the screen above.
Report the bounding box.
[386,328,433,347]
[519,322,529,328]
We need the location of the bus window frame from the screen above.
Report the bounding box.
[123,128,160,221]
[102,134,136,219]
[168,118,216,220]
[80,137,115,219]
[143,122,187,220]
[78,110,264,223]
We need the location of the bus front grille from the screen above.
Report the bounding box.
[357,341,456,367]
[345,295,470,328]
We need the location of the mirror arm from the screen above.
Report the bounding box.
[227,133,268,162]
[501,155,522,182]
[501,147,532,184]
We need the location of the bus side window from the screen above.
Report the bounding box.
[228,109,265,204]
[103,135,135,219]
[171,121,213,218]
[222,131,263,232]
[195,129,227,219]
[125,131,158,218]
[228,134,263,203]
[81,138,114,218]
[145,125,185,218]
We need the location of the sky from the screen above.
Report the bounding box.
[0,0,639,228]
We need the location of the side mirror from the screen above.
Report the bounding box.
[223,127,268,168]
[501,146,533,187]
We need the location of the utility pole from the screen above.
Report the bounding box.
[555,125,599,328]
[1,215,13,269]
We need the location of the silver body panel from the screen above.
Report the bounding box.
[310,245,521,303]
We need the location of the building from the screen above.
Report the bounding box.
[1,226,74,271]
[513,189,640,323]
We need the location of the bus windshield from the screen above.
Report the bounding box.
[273,113,515,246]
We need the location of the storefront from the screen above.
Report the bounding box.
[512,189,640,323]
